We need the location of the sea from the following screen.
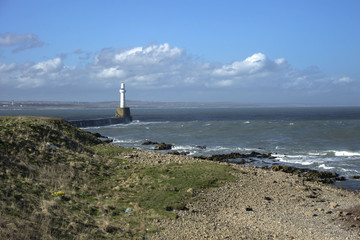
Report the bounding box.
[2,107,360,190]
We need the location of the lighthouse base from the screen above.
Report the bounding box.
[115,107,132,121]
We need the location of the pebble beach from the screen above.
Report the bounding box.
[119,150,360,240]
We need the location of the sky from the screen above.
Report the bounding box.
[0,0,360,105]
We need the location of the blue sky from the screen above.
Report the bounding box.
[0,0,359,105]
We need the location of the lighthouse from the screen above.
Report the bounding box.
[115,82,132,121]
[120,82,126,108]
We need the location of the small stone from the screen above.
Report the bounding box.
[305,211,317,217]
[187,188,195,196]
[329,202,338,209]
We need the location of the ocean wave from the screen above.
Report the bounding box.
[102,120,171,128]
[274,154,316,166]
[308,152,328,156]
[128,120,171,126]
[112,138,141,144]
[326,150,360,157]
[319,164,335,170]
[172,145,198,151]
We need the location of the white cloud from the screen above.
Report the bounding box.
[95,43,184,67]
[215,80,233,87]
[212,53,288,79]
[334,76,353,84]
[0,32,44,52]
[0,57,72,88]
[32,58,63,74]
[1,42,358,103]
[0,63,16,72]
[97,67,126,78]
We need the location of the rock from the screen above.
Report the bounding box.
[46,142,59,149]
[245,207,253,211]
[271,165,339,184]
[187,188,195,196]
[305,211,317,217]
[329,202,338,209]
[336,211,343,217]
[335,176,346,181]
[197,152,273,162]
[195,145,207,149]
[155,142,173,150]
[90,132,103,138]
[170,151,180,155]
[264,197,272,201]
[170,151,189,156]
[350,175,360,179]
[89,132,112,142]
[102,138,113,143]
[142,140,159,145]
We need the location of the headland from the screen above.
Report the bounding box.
[0,116,359,239]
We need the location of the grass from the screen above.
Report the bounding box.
[0,116,236,239]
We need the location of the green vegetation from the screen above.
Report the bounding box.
[0,116,235,239]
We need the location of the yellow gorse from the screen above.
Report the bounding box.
[51,191,65,196]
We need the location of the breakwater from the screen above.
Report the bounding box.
[69,117,131,128]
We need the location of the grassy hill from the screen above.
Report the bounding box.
[0,116,235,239]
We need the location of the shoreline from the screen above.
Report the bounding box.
[2,116,359,239]
[1,115,359,239]
[108,137,359,191]
[115,149,360,239]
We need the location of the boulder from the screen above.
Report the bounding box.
[90,132,104,138]
[350,175,360,179]
[155,142,173,150]
[197,151,273,162]
[169,151,190,156]
[195,145,207,149]
[271,165,340,184]
[142,140,159,145]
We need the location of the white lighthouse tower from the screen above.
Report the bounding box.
[115,82,132,121]
[120,82,126,108]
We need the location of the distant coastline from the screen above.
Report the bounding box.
[1,100,359,110]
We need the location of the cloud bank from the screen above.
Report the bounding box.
[0,42,357,104]
[0,33,44,53]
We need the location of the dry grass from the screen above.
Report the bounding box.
[0,116,235,239]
